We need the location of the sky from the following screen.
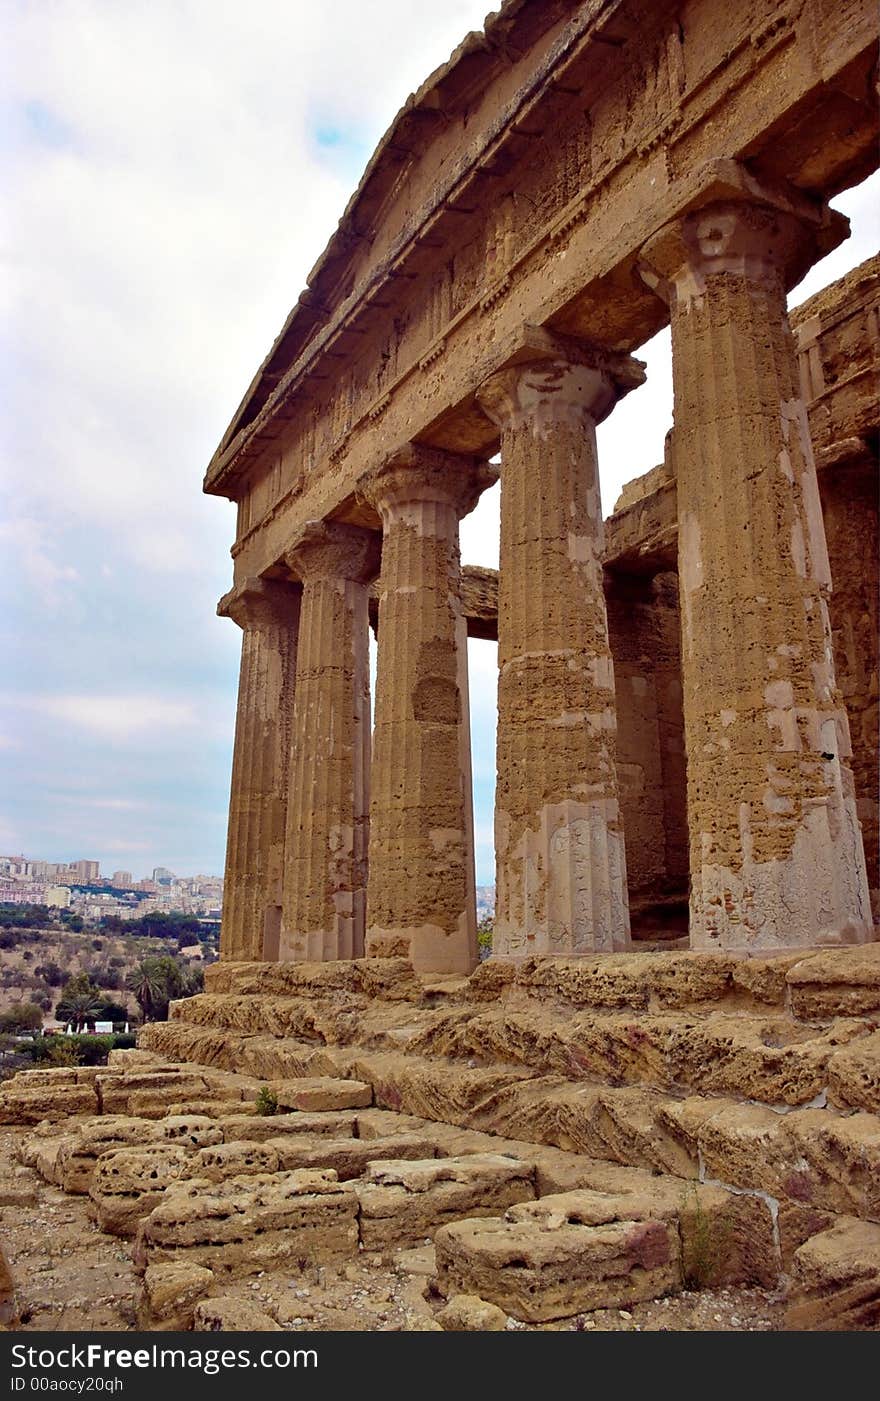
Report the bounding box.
[1,2,877,886]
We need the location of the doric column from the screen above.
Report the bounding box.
[280,520,379,961]
[218,577,301,961]
[640,196,872,950]
[359,445,496,973]
[476,344,643,957]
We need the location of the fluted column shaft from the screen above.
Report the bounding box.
[360,446,495,973]
[476,350,643,956]
[281,521,379,961]
[641,198,871,950]
[219,578,301,961]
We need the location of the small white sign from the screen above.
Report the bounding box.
[94,1020,114,1034]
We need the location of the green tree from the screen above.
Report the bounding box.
[126,955,198,1022]
[55,973,104,1031]
[0,1003,43,1034]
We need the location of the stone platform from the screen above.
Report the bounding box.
[1,949,878,1331]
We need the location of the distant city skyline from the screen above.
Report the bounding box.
[3,3,878,889]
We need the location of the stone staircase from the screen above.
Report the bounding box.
[2,947,878,1329]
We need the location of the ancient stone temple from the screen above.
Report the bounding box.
[3,0,878,1337]
[209,0,878,967]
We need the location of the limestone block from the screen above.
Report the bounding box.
[137,1262,215,1330]
[435,1214,680,1323]
[96,1071,210,1116]
[0,1079,98,1125]
[159,1116,225,1149]
[356,1153,534,1249]
[786,946,880,1021]
[55,1117,166,1193]
[784,1109,880,1219]
[690,1103,798,1199]
[509,953,737,1014]
[826,1029,880,1113]
[194,1298,281,1332]
[106,1049,168,1070]
[352,1053,535,1129]
[785,1217,880,1330]
[663,1014,869,1106]
[593,1088,700,1178]
[435,1294,509,1331]
[20,1133,80,1184]
[166,1100,257,1120]
[219,1111,357,1142]
[266,1132,439,1182]
[192,1142,281,1183]
[730,955,805,1008]
[777,1203,835,1272]
[270,1077,372,1111]
[508,1183,777,1289]
[90,1145,195,1236]
[354,1109,432,1141]
[135,1169,359,1276]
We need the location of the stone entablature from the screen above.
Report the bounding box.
[206,0,877,598]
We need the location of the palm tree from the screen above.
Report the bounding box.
[126,959,169,1022]
[55,978,104,1032]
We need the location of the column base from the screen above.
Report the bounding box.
[366,916,476,975]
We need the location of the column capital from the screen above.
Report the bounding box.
[217,576,300,631]
[284,519,380,585]
[359,443,498,522]
[638,187,847,309]
[476,340,644,435]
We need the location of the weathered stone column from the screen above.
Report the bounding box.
[218,577,301,961]
[640,196,872,950]
[476,344,643,957]
[359,445,496,973]
[280,521,379,961]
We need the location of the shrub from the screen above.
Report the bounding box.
[255,1087,278,1116]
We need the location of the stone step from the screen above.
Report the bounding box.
[163,991,879,1109]
[202,946,880,1022]
[134,1026,880,1229]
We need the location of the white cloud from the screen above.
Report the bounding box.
[29,694,199,740]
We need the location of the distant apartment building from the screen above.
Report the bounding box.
[72,859,100,883]
[111,870,133,888]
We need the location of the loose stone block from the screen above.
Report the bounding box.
[356,1153,535,1248]
[137,1262,215,1330]
[194,1298,282,1332]
[435,1213,681,1322]
[134,1169,359,1275]
[436,1294,509,1331]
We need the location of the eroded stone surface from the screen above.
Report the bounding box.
[435,1212,681,1322]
